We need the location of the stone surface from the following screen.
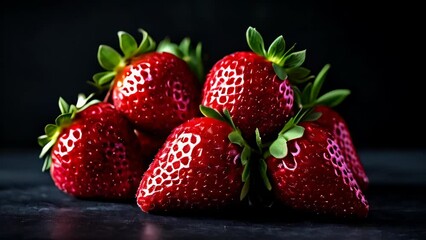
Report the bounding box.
[1,150,425,239]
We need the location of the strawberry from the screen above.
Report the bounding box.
[265,64,369,218]
[37,94,148,200]
[289,63,368,190]
[91,29,203,136]
[314,105,369,191]
[266,121,369,218]
[136,108,248,213]
[201,27,313,142]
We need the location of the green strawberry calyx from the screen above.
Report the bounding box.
[37,93,100,172]
[90,29,204,92]
[199,105,271,201]
[267,64,351,159]
[246,26,314,84]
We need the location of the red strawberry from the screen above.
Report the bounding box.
[136,116,244,213]
[314,105,369,191]
[92,29,203,136]
[202,27,313,142]
[38,94,148,200]
[266,121,369,218]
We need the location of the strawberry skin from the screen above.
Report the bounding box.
[202,51,294,141]
[113,52,201,136]
[137,117,243,213]
[314,105,369,191]
[50,102,147,200]
[267,121,369,218]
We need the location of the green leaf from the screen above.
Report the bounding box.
[78,100,100,113]
[194,42,204,82]
[76,93,96,109]
[42,155,52,172]
[39,139,55,158]
[291,75,315,85]
[118,31,138,58]
[69,105,77,117]
[292,86,302,108]
[45,124,58,137]
[301,82,313,106]
[246,27,266,56]
[223,109,237,130]
[240,178,250,200]
[76,94,88,109]
[37,135,50,147]
[55,113,72,126]
[228,130,245,147]
[310,64,331,102]
[255,128,263,152]
[157,38,182,58]
[97,45,123,71]
[315,89,351,107]
[303,111,322,122]
[283,125,304,141]
[241,146,251,166]
[273,64,288,80]
[284,50,306,68]
[286,67,310,79]
[279,117,296,135]
[136,29,156,55]
[259,159,272,190]
[267,35,285,62]
[269,135,288,159]
[286,67,313,84]
[58,97,69,114]
[242,161,250,182]
[179,38,191,56]
[199,105,224,121]
[93,71,116,87]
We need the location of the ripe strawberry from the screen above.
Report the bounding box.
[202,26,313,142]
[266,121,369,218]
[314,105,369,191]
[288,63,368,190]
[136,114,246,213]
[37,94,148,200]
[265,64,369,218]
[92,29,203,136]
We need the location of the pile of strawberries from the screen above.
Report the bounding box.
[38,27,369,218]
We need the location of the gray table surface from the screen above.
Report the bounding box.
[1,150,425,240]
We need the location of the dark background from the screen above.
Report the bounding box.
[1,0,424,151]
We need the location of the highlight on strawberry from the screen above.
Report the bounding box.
[38,94,149,200]
[90,29,204,137]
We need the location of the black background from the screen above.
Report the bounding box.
[1,0,424,151]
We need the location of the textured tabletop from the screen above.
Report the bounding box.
[1,150,425,240]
